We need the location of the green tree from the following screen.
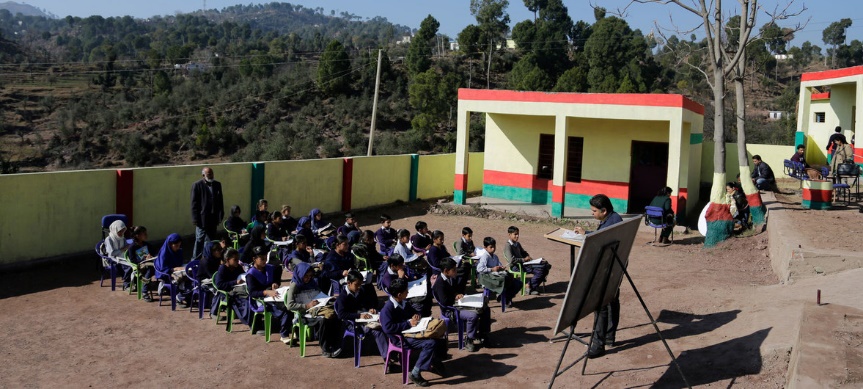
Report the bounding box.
[408,69,459,138]
[584,16,656,93]
[553,66,588,92]
[406,15,439,76]
[153,70,171,95]
[457,24,483,58]
[523,0,547,21]
[823,18,852,68]
[470,0,510,88]
[318,40,352,96]
[508,53,553,91]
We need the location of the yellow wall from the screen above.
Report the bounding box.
[568,117,670,182]
[467,152,484,192]
[484,114,555,174]
[264,158,343,217]
[417,154,457,199]
[351,155,411,209]
[0,169,116,264]
[700,142,793,181]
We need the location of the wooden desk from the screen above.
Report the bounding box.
[544,228,584,274]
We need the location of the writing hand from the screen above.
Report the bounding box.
[368,308,377,314]
[456,294,464,300]
[574,227,585,235]
[306,300,318,309]
[409,317,419,327]
[361,313,372,319]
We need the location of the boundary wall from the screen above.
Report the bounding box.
[0,152,484,265]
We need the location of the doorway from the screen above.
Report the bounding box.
[628,141,669,213]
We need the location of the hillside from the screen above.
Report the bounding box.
[0,2,856,173]
[0,1,53,18]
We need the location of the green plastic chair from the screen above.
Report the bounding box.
[286,293,313,357]
[503,250,530,296]
[223,221,240,249]
[249,295,272,343]
[452,240,477,289]
[122,251,144,300]
[211,271,234,333]
[353,252,369,271]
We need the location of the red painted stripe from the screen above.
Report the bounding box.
[811,92,830,101]
[454,173,468,191]
[746,192,763,207]
[483,170,552,191]
[802,189,832,202]
[564,180,629,199]
[342,158,353,212]
[855,148,863,164]
[671,188,688,214]
[116,169,134,225]
[458,88,705,115]
[801,66,863,82]
[551,184,564,203]
[705,202,733,222]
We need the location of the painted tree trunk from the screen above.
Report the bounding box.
[704,46,732,247]
[734,48,766,227]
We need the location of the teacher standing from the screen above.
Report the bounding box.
[191,167,224,260]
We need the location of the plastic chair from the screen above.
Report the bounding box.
[483,286,507,313]
[186,260,212,319]
[224,220,240,249]
[101,214,129,239]
[96,241,120,291]
[384,334,412,385]
[644,206,674,244]
[211,271,234,332]
[155,269,179,311]
[353,250,370,271]
[123,251,144,300]
[431,289,465,350]
[335,300,364,368]
[329,279,342,296]
[289,311,314,357]
[249,296,272,343]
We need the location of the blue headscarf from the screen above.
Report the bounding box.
[292,262,318,292]
[155,233,183,276]
[309,208,325,230]
[296,216,310,233]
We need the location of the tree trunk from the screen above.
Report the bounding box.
[486,38,493,89]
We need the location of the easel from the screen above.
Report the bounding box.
[548,241,690,388]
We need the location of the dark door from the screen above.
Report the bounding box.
[628,141,669,213]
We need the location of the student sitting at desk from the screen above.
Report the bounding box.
[337,212,361,245]
[225,205,246,235]
[244,246,292,343]
[574,194,624,359]
[214,248,245,316]
[426,230,450,275]
[284,234,322,273]
[375,214,397,254]
[104,219,129,277]
[285,262,343,357]
[432,258,490,352]
[790,144,809,168]
[476,237,521,305]
[359,230,386,273]
[280,204,298,233]
[127,225,155,301]
[266,211,290,242]
[504,225,551,295]
[241,225,269,265]
[393,229,414,260]
[154,233,193,308]
[381,278,448,386]
[322,235,357,287]
[336,270,388,360]
[457,227,476,256]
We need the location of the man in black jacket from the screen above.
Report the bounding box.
[191,167,224,259]
[750,155,775,191]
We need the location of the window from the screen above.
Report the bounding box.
[566,137,584,182]
[815,112,826,123]
[537,134,554,179]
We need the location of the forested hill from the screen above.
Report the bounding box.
[0,1,857,173]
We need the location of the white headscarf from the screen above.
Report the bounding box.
[105,220,127,258]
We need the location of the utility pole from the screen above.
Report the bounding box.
[367,49,383,156]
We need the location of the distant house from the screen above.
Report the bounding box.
[449,41,459,51]
[768,111,785,120]
[173,62,208,74]
[397,35,412,45]
[774,54,793,61]
[495,39,517,50]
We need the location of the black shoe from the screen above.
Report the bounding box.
[605,337,616,347]
[587,344,606,359]
[409,372,430,387]
[464,340,478,352]
[385,364,401,374]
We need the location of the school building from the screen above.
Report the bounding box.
[453,89,705,219]
[797,65,863,164]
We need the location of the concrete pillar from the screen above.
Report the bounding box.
[551,115,568,218]
[855,79,863,164]
[454,106,471,204]
[667,118,684,214]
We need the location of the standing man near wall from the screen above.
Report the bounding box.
[191,167,224,260]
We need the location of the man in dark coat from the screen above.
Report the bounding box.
[191,167,224,259]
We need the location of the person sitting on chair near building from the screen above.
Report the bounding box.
[648,187,675,244]
[790,144,809,168]
[750,155,775,191]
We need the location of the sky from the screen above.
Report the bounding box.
[13,0,862,46]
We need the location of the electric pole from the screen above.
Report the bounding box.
[367,49,383,156]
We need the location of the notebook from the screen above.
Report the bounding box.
[402,317,432,334]
[263,286,290,302]
[455,293,484,308]
[406,276,428,299]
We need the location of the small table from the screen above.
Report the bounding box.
[544,228,584,274]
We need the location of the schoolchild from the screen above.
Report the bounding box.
[410,221,432,255]
[338,212,361,244]
[154,233,193,307]
[475,237,521,304]
[432,257,490,352]
[457,227,476,256]
[503,226,551,295]
[280,205,298,233]
[392,229,414,260]
[374,214,398,254]
[358,230,386,273]
[335,269,389,359]
[241,225,269,265]
[225,205,246,234]
[381,278,447,386]
[266,211,290,242]
[322,235,356,287]
[127,225,156,301]
[244,246,292,343]
[285,262,343,357]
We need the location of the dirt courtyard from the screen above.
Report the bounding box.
[0,201,797,388]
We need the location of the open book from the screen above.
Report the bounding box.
[342,270,372,285]
[315,223,334,234]
[524,257,544,266]
[560,229,586,241]
[448,255,465,266]
[263,286,290,302]
[271,238,294,246]
[355,313,380,323]
[455,293,484,308]
[310,291,333,308]
[406,276,428,299]
[402,317,432,334]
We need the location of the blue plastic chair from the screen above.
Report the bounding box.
[432,289,464,350]
[644,206,673,244]
[101,214,128,239]
[185,260,212,319]
[155,268,179,311]
[334,300,365,368]
[329,279,342,296]
[96,241,119,291]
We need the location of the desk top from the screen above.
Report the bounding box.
[544,227,584,248]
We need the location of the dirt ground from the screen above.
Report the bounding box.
[773,182,863,252]
[0,200,791,388]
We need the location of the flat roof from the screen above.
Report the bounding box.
[458,88,705,115]
[801,65,863,82]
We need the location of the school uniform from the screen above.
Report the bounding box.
[338,223,361,244]
[380,296,446,373]
[458,238,476,256]
[284,248,311,272]
[126,241,154,295]
[245,265,292,338]
[214,263,246,322]
[283,216,298,234]
[266,222,289,242]
[286,263,342,354]
[476,248,521,301]
[432,273,490,339]
[225,215,246,234]
[410,233,432,254]
[393,241,413,260]
[154,233,192,303]
[335,284,388,359]
[375,226,398,254]
[504,240,551,291]
[322,249,356,286]
[379,266,430,316]
[426,245,449,274]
